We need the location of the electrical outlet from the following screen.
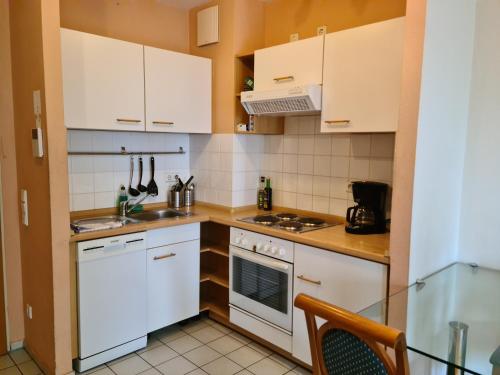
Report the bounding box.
[21,189,28,226]
[26,304,33,320]
[289,33,299,42]
[317,25,327,36]
[166,174,176,182]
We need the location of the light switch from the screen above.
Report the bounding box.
[33,90,41,116]
[21,189,28,227]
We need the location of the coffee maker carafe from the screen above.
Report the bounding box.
[346,181,388,234]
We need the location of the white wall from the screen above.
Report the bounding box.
[459,0,500,270]
[409,0,476,282]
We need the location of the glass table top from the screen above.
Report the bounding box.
[359,263,500,375]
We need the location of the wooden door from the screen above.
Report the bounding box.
[61,28,145,131]
[254,36,324,91]
[144,46,212,134]
[321,17,405,133]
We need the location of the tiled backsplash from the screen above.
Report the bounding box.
[190,134,263,207]
[68,117,394,214]
[67,130,190,211]
[260,116,395,216]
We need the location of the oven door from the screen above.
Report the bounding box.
[229,245,293,332]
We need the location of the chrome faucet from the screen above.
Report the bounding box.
[120,193,151,216]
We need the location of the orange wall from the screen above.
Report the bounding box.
[263,0,407,47]
[0,0,25,346]
[389,0,426,293]
[9,0,71,373]
[60,0,190,53]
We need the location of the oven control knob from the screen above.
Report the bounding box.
[271,246,278,254]
[256,242,263,251]
[241,238,249,246]
[264,244,271,252]
[278,248,286,257]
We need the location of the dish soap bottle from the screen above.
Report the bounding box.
[257,176,266,209]
[117,185,128,210]
[263,178,272,211]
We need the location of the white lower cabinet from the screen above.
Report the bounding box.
[146,225,200,333]
[292,244,388,365]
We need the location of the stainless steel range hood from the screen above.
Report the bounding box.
[240,84,322,116]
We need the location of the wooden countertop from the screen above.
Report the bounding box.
[70,204,390,264]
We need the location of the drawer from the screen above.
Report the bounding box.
[146,223,200,249]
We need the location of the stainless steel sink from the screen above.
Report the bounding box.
[71,215,141,233]
[127,209,188,222]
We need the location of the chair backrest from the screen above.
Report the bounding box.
[294,293,410,375]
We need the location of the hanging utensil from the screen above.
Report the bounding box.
[128,156,140,197]
[147,156,158,196]
[137,156,148,193]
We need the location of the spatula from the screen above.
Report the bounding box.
[147,156,158,196]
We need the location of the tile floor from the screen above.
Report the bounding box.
[0,348,42,375]
[81,316,311,375]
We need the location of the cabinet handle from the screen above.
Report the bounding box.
[152,121,174,125]
[325,120,351,125]
[116,118,142,123]
[153,253,176,261]
[273,75,294,82]
[297,275,322,286]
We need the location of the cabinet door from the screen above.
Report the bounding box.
[292,244,387,365]
[321,18,405,133]
[145,46,211,133]
[254,36,324,91]
[147,240,200,332]
[61,28,145,131]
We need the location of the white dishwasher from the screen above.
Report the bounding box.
[76,232,147,372]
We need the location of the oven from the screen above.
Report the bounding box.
[229,244,293,332]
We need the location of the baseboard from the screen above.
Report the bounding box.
[9,340,23,351]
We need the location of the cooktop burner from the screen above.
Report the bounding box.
[238,213,335,233]
[254,215,280,225]
[298,217,326,227]
[275,213,298,221]
[277,221,303,231]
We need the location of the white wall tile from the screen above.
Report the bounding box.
[371,134,395,158]
[283,135,299,154]
[314,135,332,155]
[313,155,331,177]
[282,173,298,192]
[72,173,94,194]
[298,155,314,175]
[370,159,394,181]
[329,198,348,216]
[94,172,115,192]
[94,192,115,209]
[312,176,330,197]
[350,134,371,157]
[73,193,94,211]
[71,156,93,173]
[331,134,351,156]
[283,154,298,174]
[281,192,297,208]
[349,157,370,180]
[284,117,299,134]
[265,135,284,154]
[330,178,349,199]
[298,135,314,155]
[298,116,316,134]
[312,196,330,214]
[296,194,313,211]
[331,156,349,178]
[297,174,313,195]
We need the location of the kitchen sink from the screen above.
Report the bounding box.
[127,209,188,222]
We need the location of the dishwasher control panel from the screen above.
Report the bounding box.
[77,232,147,261]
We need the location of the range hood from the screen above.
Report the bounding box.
[241,84,322,116]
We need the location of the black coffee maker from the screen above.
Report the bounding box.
[346,181,388,234]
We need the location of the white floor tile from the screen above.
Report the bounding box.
[181,320,210,334]
[182,346,221,367]
[109,355,151,375]
[226,346,265,368]
[227,332,251,345]
[207,335,244,355]
[17,361,42,375]
[247,357,289,375]
[246,342,272,356]
[87,368,114,375]
[156,356,197,375]
[139,345,178,366]
[155,325,187,344]
[0,367,21,375]
[167,336,203,354]
[201,357,242,375]
[189,327,225,344]
[9,350,30,365]
[0,356,14,370]
[269,354,296,370]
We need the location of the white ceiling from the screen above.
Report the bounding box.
[157,0,211,10]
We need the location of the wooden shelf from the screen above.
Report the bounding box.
[200,272,229,288]
[200,301,229,322]
[200,244,229,258]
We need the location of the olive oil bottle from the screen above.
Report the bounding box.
[263,178,272,211]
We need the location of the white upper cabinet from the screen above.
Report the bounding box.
[61,28,145,131]
[321,17,405,133]
[254,36,324,91]
[144,46,212,133]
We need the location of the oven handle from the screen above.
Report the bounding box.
[230,246,290,271]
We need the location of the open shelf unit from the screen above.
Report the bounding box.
[234,52,284,135]
[199,222,230,322]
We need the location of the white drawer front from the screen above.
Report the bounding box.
[147,223,200,249]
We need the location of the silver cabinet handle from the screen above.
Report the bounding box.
[152,121,174,125]
[273,75,294,82]
[116,118,142,123]
[297,275,322,285]
[153,253,176,261]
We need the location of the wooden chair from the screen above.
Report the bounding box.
[294,293,410,375]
